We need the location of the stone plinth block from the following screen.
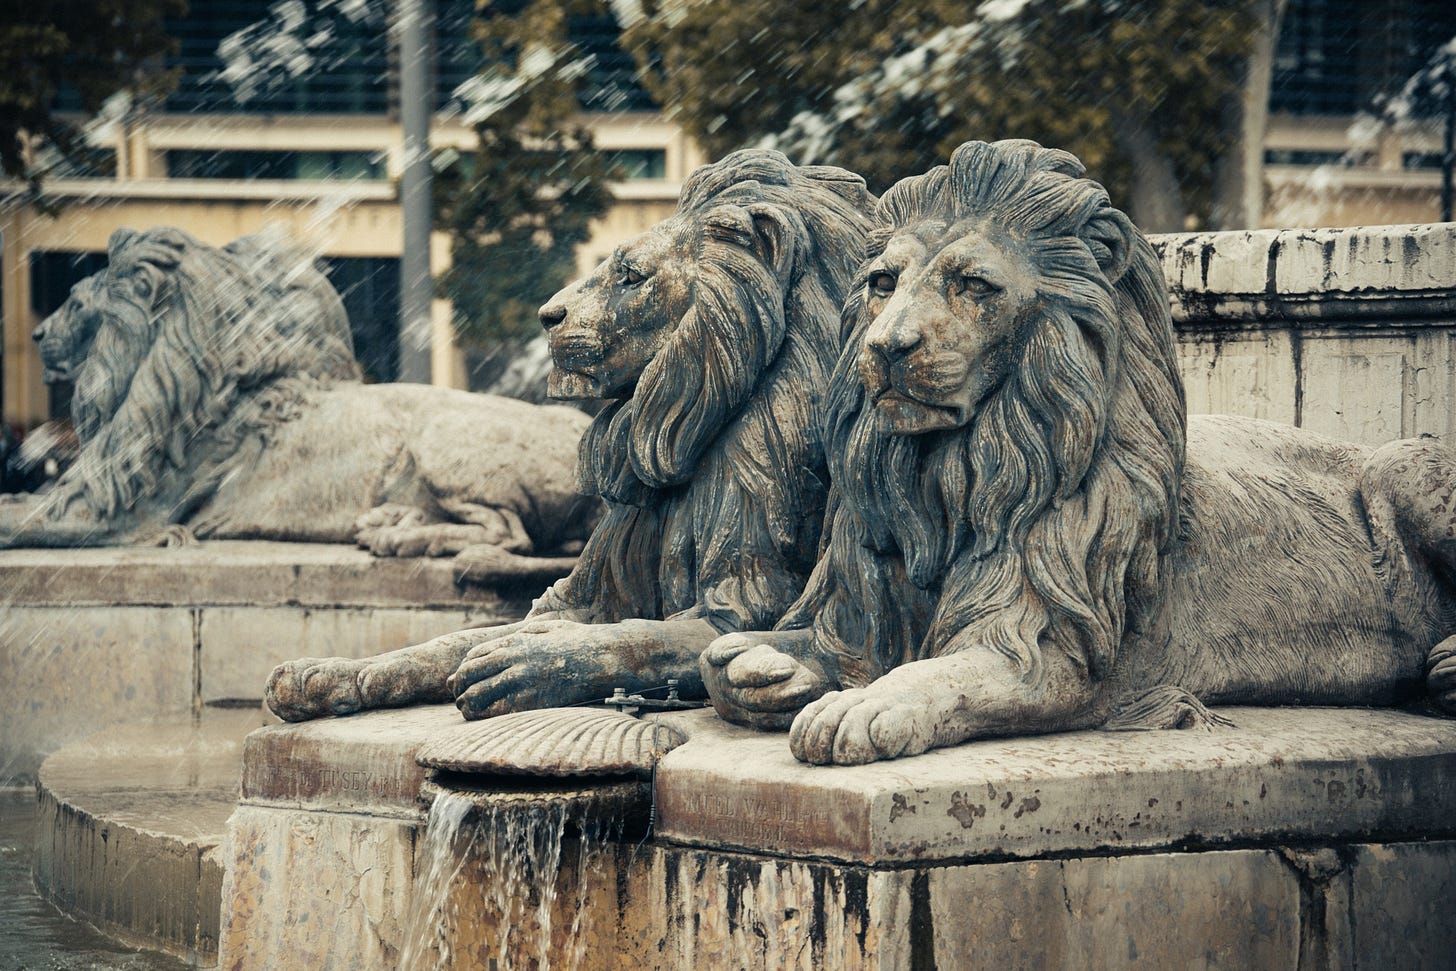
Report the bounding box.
[653,707,1456,864]
[217,704,1456,969]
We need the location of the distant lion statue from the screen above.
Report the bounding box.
[267,149,876,720]
[703,139,1456,765]
[5,226,599,579]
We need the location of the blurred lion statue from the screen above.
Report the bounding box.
[5,226,599,578]
[704,139,1456,764]
[267,149,877,720]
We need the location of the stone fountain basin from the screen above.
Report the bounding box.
[212,702,1456,969]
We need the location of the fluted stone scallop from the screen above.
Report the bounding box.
[416,707,689,778]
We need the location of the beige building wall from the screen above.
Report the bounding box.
[0,111,696,429]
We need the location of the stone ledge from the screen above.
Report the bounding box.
[652,706,1456,864]
[1151,224,1456,326]
[0,540,544,610]
[33,706,270,965]
[239,705,460,816]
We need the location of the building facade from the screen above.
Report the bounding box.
[0,0,1450,432]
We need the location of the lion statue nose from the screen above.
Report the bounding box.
[867,317,922,363]
[538,302,567,331]
[32,320,47,342]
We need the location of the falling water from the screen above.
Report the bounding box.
[400,790,475,971]
[401,785,629,971]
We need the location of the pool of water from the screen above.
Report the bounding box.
[0,788,191,971]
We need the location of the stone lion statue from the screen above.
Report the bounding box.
[266,149,876,720]
[6,226,599,577]
[703,139,1456,765]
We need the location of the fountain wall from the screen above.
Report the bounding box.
[0,541,533,781]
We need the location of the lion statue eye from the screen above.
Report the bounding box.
[868,271,897,297]
[959,274,1000,298]
[618,266,648,287]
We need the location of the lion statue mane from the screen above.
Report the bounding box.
[7,226,599,575]
[267,149,878,721]
[704,139,1456,765]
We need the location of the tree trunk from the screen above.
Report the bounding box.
[1110,109,1187,233]
[1208,0,1289,230]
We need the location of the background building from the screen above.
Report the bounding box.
[0,0,1450,433]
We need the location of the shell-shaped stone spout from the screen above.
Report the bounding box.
[416,707,688,778]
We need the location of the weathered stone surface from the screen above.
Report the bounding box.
[217,705,1456,969]
[1154,223,1456,324]
[33,706,268,965]
[240,704,460,813]
[930,851,1300,970]
[218,804,420,971]
[0,541,518,609]
[1160,223,1456,445]
[0,543,525,781]
[654,707,1456,864]
[1,606,196,781]
[1349,840,1456,970]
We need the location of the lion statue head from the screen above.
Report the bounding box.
[34,275,106,384]
[52,226,360,520]
[787,139,1186,688]
[535,149,876,630]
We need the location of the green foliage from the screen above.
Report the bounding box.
[437,0,616,347]
[0,0,185,184]
[623,0,1260,227]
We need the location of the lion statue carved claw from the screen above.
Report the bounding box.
[266,149,878,721]
[7,226,599,582]
[703,139,1456,765]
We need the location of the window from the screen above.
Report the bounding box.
[1271,0,1456,117]
[165,150,385,181]
[164,0,389,115]
[603,149,666,180]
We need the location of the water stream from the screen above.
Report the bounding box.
[401,786,629,971]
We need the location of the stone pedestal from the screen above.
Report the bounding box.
[219,704,1456,970]
[0,541,544,781]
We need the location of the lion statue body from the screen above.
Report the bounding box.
[703,139,1456,765]
[267,149,877,721]
[7,227,598,575]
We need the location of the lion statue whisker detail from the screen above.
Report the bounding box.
[703,139,1456,765]
[7,226,599,577]
[267,150,877,721]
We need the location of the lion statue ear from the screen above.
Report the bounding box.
[1084,207,1137,284]
[799,165,871,210]
[108,226,187,273]
[107,228,138,259]
[703,202,799,287]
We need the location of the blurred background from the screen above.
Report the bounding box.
[0,0,1452,440]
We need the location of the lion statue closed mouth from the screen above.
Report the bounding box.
[6,226,599,578]
[704,139,1456,765]
[266,149,877,721]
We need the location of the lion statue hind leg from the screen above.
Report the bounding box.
[1357,437,1456,714]
[1101,685,1235,732]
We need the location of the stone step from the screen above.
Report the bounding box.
[33,705,273,967]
